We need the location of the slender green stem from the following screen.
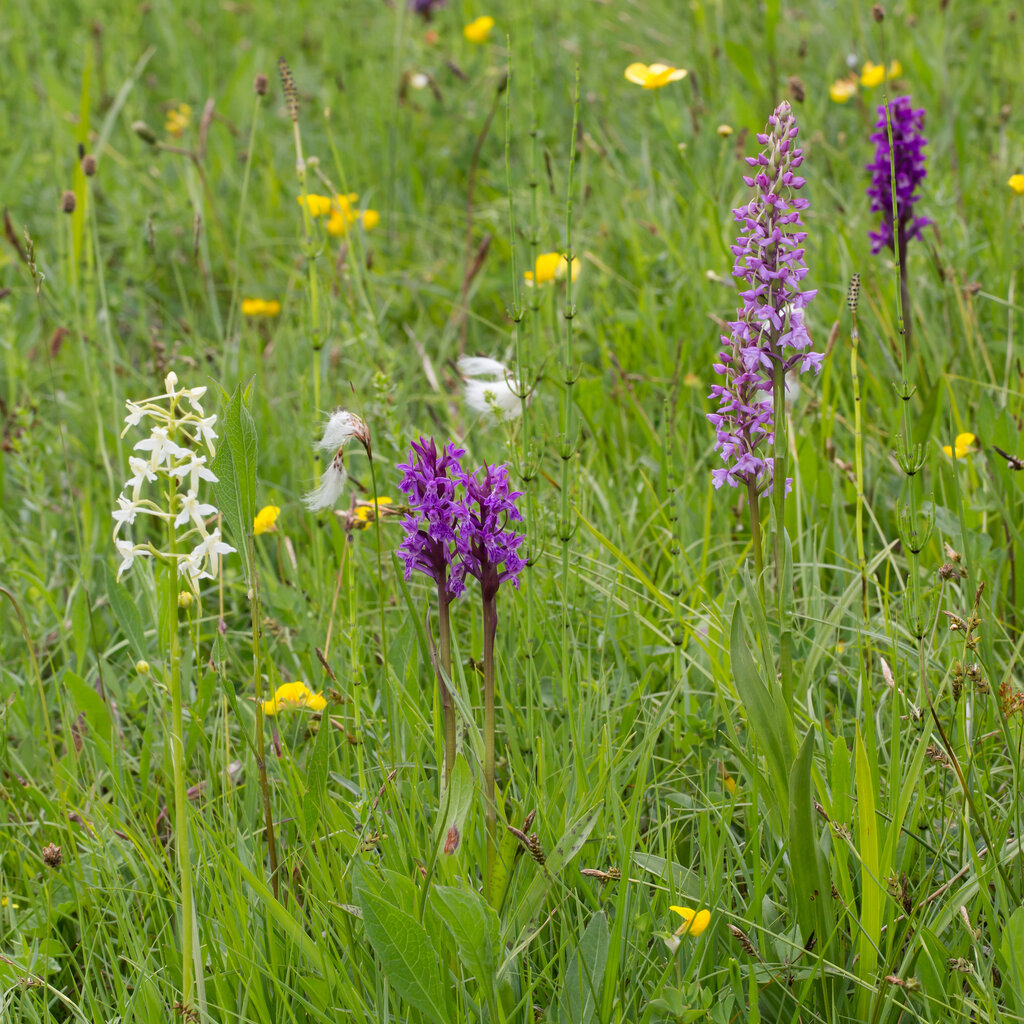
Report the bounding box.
[482,594,497,903]
[746,477,764,585]
[167,558,194,1007]
[344,538,366,794]
[558,67,581,703]
[224,90,263,381]
[251,549,279,899]
[437,585,456,786]
[366,447,391,753]
[771,358,793,705]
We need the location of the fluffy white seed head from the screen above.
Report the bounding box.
[458,357,523,421]
[304,457,347,512]
[305,410,369,511]
[315,410,369,453]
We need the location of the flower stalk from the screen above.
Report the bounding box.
[436,582,457,786]
[481,591,497,902]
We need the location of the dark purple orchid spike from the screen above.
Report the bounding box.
[866,97,930,255]
[396,437,468,599]
[707,100,820,494]
[455,462,525,602]
[409,0,445,20]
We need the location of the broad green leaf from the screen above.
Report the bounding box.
[104,562,147,662]
[434,753,473,860]
[431,884,498,988]
[210,380,258,583]
[788,729,829,949]
[303,711,331,836]
[354,864,448,1024]
[854,726,882,1021]
[631,852,701,901]
[829,735,851,823]
[729,602,791,819]
[559,911,610,1024]
[63,670,113,761]
[998,907,1024,1014]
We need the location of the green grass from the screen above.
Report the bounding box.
[2,0,1024,1021]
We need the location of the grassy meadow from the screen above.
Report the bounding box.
[3,0,1024,1021]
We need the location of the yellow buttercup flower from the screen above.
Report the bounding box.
[262,681,327,716]
[254,505,281,535]
[942,433,976,460]
[860,60,901,88]
[716,124,734,138]
[318,194,379,236]
[669,906,711,937]
[297,193,335,217]
[1008,174,1024,196]
[524,252,580,287]
[241,298,282,317]
[165,103,192,137]
[829,76,858,103]
[352,496,393,528]
[463,16,495,44]
[624,62,688,90]
[860,61,885,87]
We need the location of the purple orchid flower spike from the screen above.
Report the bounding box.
[866,96,930,255]
[707,100,820,497]
[396,436,469,599]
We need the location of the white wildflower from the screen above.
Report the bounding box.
[185,528,235,579]
[114,369,229,586]
[124,402,147,428]
[457,356,523,421]
[112,495,142,535]
[169,452,218,494]
[115,538,146,580]
[174,491,218,531]
[134,426,190,469]
[125,456,158,495]
[192,414,218,449]
[305,410,370,512]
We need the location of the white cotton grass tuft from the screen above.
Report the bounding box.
[304,410,371,511]
[457,357,523,421]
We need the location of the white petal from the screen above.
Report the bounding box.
[457,356,510,380]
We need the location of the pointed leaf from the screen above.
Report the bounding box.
[354,864,448,1024]
[210,380,258,583]
[559,911,610,1024]
[104,562,147,661]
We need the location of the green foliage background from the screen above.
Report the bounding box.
[2,1,1024,1022]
